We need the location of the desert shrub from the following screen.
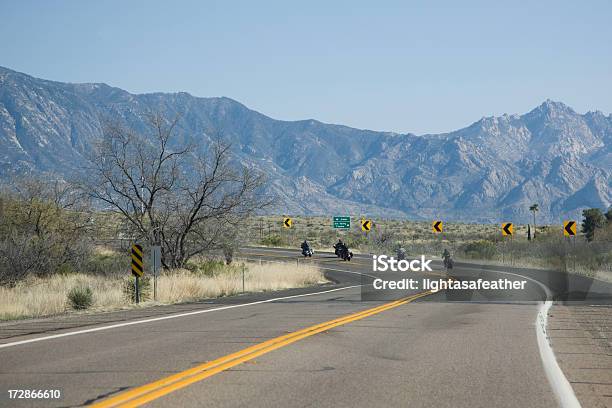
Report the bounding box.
[67,285,93,310]
[56,263,78,276]
[462,240,497,260]
[186,259,230,277]
[122,275,151,302]
[261,235,283,247]
[85,249,126,276]
[223,246,234,264]
[344,233,367,250]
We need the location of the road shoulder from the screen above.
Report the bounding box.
[548,304,612,408]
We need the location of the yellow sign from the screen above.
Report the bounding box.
[502,223,513,236]
[361,219,372,232]
[432,220,443,233]
[131,244,144,277]
[563,220,576,237]
[283,217,292,228]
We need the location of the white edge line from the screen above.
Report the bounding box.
[0,284,362,350]
[464,267,581,408]
[0,257,372,349]
[537,300,581,408]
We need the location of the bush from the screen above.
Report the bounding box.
[85,250,126,276]
[186,259,229,277]
[122,275,151,302]
[0,180,93,285]
[261,235,283,247]
[67,285,93,310]
[462,240,497,260]
[223,246,234,264]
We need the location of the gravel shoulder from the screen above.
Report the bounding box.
[548,305,612,408]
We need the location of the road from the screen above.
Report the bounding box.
[1,247,609,407]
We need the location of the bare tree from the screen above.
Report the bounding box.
[83,113,268,269]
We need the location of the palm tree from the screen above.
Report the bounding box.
[529,203,539,239]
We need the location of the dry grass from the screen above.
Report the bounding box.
[0,262,324,321]
[0,275,124,320]
[157,262,323,303]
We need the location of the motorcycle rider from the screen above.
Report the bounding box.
[333,239,345,257]
[396,247,407,260]
[442,248,453,270]
[301,240,312,255]
[334,240,352,261]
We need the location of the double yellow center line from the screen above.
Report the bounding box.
[92,290,435,407]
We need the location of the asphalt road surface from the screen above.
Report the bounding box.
[1,248,610,408]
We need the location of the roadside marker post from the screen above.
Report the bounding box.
[432,221,443,254]
[501,223,514,266]
[241,264,246,293]
[151,245,161,301]
[131,244,144,303]
[563,220,577,272]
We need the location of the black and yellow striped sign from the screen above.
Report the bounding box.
[131,244,144,277]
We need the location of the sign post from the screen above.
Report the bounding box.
[501,223,514,266]
[151,245,161,301]
[131,244,144,303]
[563,220,577,272]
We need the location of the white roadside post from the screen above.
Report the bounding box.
[242,264,246,293]
[151,245,161,301]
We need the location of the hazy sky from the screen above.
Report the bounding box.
[1,0,611,134]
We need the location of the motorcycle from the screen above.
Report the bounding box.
[302,247,314,257]
[338,246,353,261]
[443,256,454,270]
[396,247,407,260]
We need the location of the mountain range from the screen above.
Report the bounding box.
[0,66,610,222]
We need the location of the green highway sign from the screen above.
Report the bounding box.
[333,216,351,229]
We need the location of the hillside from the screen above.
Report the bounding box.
[0,66,610,222]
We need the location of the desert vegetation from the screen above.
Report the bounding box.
[246,212,612,280]
[0,254,322,320]
[0,114,327,321]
